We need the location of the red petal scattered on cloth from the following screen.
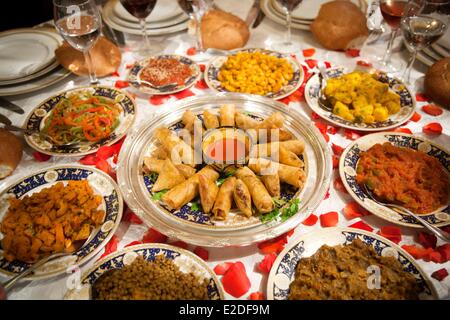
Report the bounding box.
[322,132,330,142]
[320,211,339,227]
[356,60,373,67]
[257,230,293,255]
[112,136,126,154]
[114,80,129,89]
[431,268,449,281]
[280,97,291,105]
[194,246,209,261]
[343,201,367,220]
[391,127,412,134]
[402,244,434,260]
[415,93,430,102]
[422,122,443,135]
[96,145,116,160]
[173,89,195,99]
[32,151,51,162]
[315,121,328,134]
[311,112,320,120]
[199,64,206,72]
[124,240,142,248]
[142,228,168,243]
[349,220,373,232]
[186,47,197,56]
[327,125,339,135]
[111,71,120,77]
[427,251,442,263]
[221,262,251,298]
[378,226,402,244]
[343,128,363,140]
[331,143,344,156]
[436,244,450,262]
[122,209,143,224]
[334,177,348,194]
[149,94,170,105]
[302,48,316,57]
[345,49,360,57]
[332,154,340,169]
[441,225,450,233]
[170,240,189,249]
[410,111,422,122]
[214,262,234,275]
[113,154,118,164]
[257,253,277,274]
[422,104,443,116]
[418,232,437,249]
[305,59,318,69]
[290,53,297,60]
[302,213,318,226]
[249,292,265,300]
[95,158,113,176]
[324,61,332,69]
[288,89,304,102]
[79,154,98,166]
[99,235,119,259]
[195,79,208,89]
[324,188,330,199]
[125,63,134,69]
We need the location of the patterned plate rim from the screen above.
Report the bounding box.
[64,243,225,300]
[23,85,137,157]
[127,54,201,95]
[0,164,124,280]
[339,132,450,228]
[204,48,304,100]
[304,66,416,131]
[267,227,438,300]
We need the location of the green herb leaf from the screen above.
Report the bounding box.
[152,189,168,201]
[225,169,237,177]
[280,198,300,222]
[216,178,226,187]
[260,207,280,223]
[191,202,200,211]
[272,197,287,207]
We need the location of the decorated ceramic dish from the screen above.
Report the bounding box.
[24,86,136,157]
[340,132,450,228]
[205,48,304,100]
[0,165,123,280]
[64,243,224,300]
[127,54,200,95]
[117,93,331,247]
[267,227,437,300]
[305,67,415,131]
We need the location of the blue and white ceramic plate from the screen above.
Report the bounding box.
[340,132,450,228]
[204,48,304,100]
[267,227,437,300]
[0,165,123,280]
[127,54,200,95]
[64,243,224,300]
[24,86,136,157]
[305,67,415,131]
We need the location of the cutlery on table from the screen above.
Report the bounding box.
[245,0,262,27]
[252,6,265,28]
[0,97,24,114]
[316,62,333,112]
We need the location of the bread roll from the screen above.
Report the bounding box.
[425,57,450,109]
[201,9,250,50]
[0,128,23,179]
[310,1,368,51]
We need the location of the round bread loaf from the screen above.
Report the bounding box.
[425,57,450,109]
[201,9,250,50]
[0,128,23,179]
[310,0,369,51]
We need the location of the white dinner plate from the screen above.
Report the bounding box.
[261,0,311,31]
[431,43,450,58]
[437,27,450,50]
[0,29,61,81]
[113,0,184,23]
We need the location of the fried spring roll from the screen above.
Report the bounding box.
[203,110,220,129]
[219,104,235,127]
[254,144,304,168]
[181,110,196,133]
[269,128,293,142]
[256,140,305,156]
[233,179,253,217]
[154,127,195,165]
[212,177,236,220]
[261,173,280,197]
[162,166,219,210]
[152,159,186,192]
[248,158,305,188]
[256,112,284,129]
[199,174,219,214]
[235,167,274,213]
[143,157,196,178]
[235,112,259,130]
[151,146,169,159]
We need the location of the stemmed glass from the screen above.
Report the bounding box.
[401,0,449,84]
[271,0,303,53]
[177,0,209,58]
[120,0,158,57]
[54,0,102,84]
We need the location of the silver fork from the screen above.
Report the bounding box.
[363,184,450,242]
[316,63,333,112]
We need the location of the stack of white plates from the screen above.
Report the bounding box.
[261,0,367,31]
[414,28,450,67]
[0,28,71,96]
[102,0,189,36]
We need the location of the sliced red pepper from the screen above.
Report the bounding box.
[98,235,119,259]
[349,220,373,232]
[221,262,251,298]
[194,246,209,261]
[302,48,316,57]
[257,253,277,274]
[431,268,449,281]
[214,262,234,275]
[422,122,443,135]
[114,80,129,89]
[345,49,360,57]
[422,104,443,116]
[142,227,168,243]
[418,232,437,249]
[378,226,402,244]
[248,292,265,300]
[302,213,318,226]
[32,151,51,162]
[410,111,422,122]
[320,211,339,227]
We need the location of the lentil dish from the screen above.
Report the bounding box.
[356,143,450,214]
[0,181,105,263]
[139,57,193,86]
[92,255,210,300]
[288,239,421,300]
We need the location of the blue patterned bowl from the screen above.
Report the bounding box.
[0,165,123,280]
[267,227,437,300]
[340,132,450,228]
[64,243,224,300]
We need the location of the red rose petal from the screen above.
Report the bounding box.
[186,47,197,56]
[418,232,437,249]
[431,268,449,281]
[422,122,442,135]
[124,240,142,248]
[379,226,402,244]
[356,60,373,67]
[257,253,277,274]
[142,228,168,243]
[402,244,434,260]
[149,94,170,105]
[195,79,208,89]
[311,112,320,120]
[114,80,129,89]
[391,127,412,134]
[322,132,330,142]
[327,125,339,135]
[349,220,373,232]
[422,104,443,116]
[249,292,265,300]
[32,151,51,162]
[436,244,450,262]
[170,240,189,249]
[314,121,328,134]
[257,231,292,255]
[302,48,316,57]
[125,63,133,69]
[331,143,344,156]
[111,71,120,77]
[96,145,115,160]
[122,209,143,224]
[214,262,234,275]
[343,201,366,220]
[221,262,251,298]
[199,64,206,72]
[324,188,330,199]
[305,59,318,69]
[320,211,339,227]
[415,93,430,102]
[173,89,195,99]
[334,177,348,194]
[194,246,209,261]
[344,128,363,140]
[345,49,360,57]
[332,154,340,169]
[324,61,332,69]
[280,97,291,105]
[79,154,98,166]
[302,213,318,226]
[410,112,422,122]
[99,235,119,259]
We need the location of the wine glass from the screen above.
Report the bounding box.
[401,0,449,83]
[177,0,208,57]
[54,0,102,84]
[378,0,408,72]
[120,0,158,57]
[271,0,303,53]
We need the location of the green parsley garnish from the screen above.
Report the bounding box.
[152,189,168,201]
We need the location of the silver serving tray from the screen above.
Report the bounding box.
[117,93,332,247]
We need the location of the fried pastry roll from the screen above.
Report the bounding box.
[198,173,219,214]
[235,167,274,213]
[181,110,196,133]
[212,177,236,220]
[235,112,259,130]
[219,104,235,127]
[248,158,305,188]
[143,157,196,178]
[261,173,281,197]
[203,110,220,129]
[154,127,195,165]
[233,178,253,217]
[152,159,186,192]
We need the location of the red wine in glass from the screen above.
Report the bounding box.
[120,0,157,19]
[380,0,407,29]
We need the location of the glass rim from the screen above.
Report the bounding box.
[53,0,93,8]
